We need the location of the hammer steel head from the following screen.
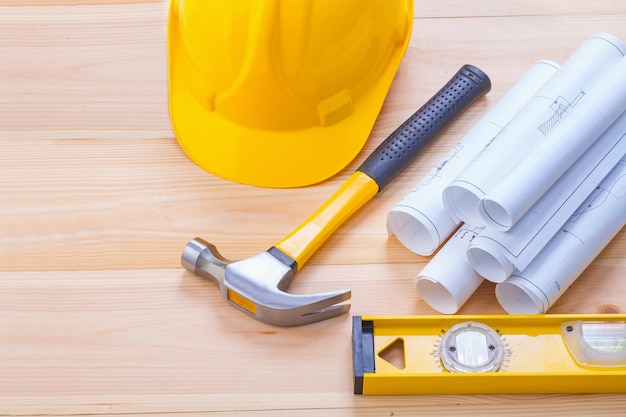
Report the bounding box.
[181,238,351,326]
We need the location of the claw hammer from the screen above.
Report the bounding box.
[182,65,491,326]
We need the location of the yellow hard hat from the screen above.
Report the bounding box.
[168,0,413,188]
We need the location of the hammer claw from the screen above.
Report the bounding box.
[253,290,351,327]
[224,251,351,326]
[301,300,351,321]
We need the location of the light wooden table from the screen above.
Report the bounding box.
[2,1,626,415]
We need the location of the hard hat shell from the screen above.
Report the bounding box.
[168,0,413,188]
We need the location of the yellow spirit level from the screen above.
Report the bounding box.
[352,315,626,395]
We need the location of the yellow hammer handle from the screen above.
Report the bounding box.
[273,171,379,269]
[273,64,490,270]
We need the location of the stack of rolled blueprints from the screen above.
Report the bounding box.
[387,32,626,314]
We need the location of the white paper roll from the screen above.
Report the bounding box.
[415,225,484,314]
[496,158,626,314]
[467,111,626,282]
[481,56,626,230]
[442,32,626,226]
[386,60,560,255]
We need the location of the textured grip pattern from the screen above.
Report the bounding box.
[358,64,491,190]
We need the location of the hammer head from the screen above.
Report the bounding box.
[181,238,351,326]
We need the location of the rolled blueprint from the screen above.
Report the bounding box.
[386,60,560,255]
[415,225,484,314]
[442,32,626,226]
[467,111,626,282]
[495,157,626,314]
[481,56,626,230]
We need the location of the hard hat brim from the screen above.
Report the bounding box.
[167,2,413,188]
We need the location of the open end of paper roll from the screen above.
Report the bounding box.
[442,183,485,227]
[387,209,440,256]
[416,277,460,314]
[480,197,514,231]
[495,276,547,314]
[466,244,514,283]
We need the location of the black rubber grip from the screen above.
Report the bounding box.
[358,64,491,191]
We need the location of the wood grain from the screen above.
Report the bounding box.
[1,0,625,415]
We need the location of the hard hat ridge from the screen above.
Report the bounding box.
[168,0,414,187]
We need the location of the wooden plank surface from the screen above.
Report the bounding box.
[1,0,625,415]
